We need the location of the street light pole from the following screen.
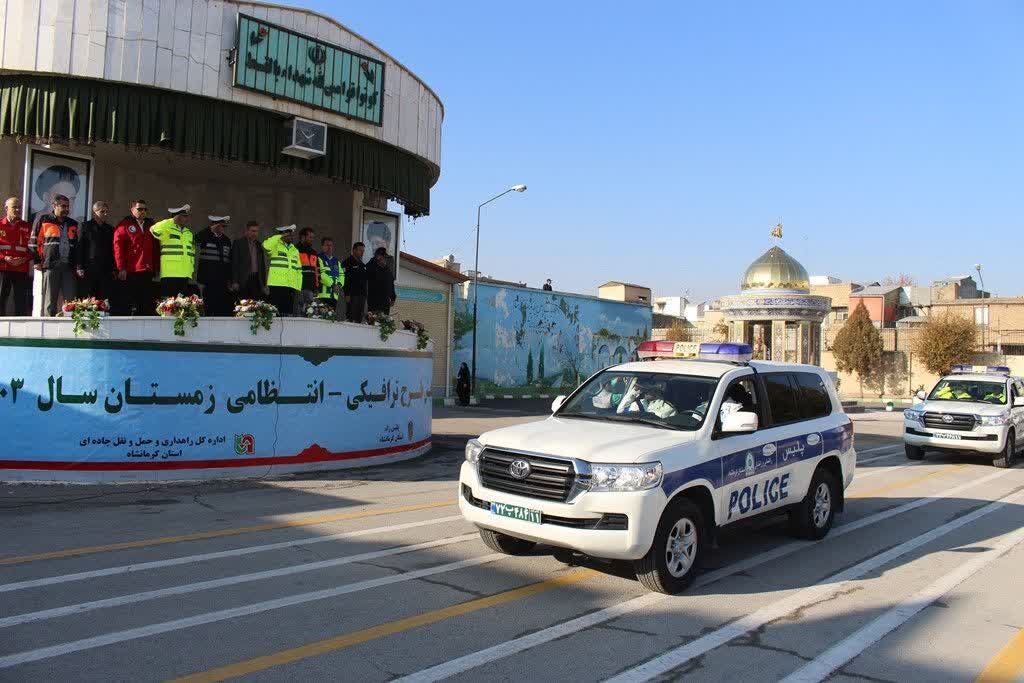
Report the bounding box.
[471,184,527,396]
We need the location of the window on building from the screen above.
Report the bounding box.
[974,306,990,326]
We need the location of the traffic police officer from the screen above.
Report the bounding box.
[195,215,233,315]
[263,224,301,315]
[150,204,196,297]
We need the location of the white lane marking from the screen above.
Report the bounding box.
[0,515,465,594]
[0,533,479,629]
[604,488,1024,683]
[392,468,1010,683]
[0,553,506,669]
[779,522,1024,683]
[850,464,915,481]
[857,444,902,455]
[858,451,904,466]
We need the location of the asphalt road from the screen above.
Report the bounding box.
[2,408,1023,683]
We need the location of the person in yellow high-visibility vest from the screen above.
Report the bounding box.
[149,204,196,298]
[262,224,301,316]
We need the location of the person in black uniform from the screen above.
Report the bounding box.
[195,215,234,315]
[341,241,368,322]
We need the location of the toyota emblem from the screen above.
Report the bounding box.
[508,459,531,480]
[942,414,955,424]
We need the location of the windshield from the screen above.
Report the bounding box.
[928,379,1006,404]
[557,370,719,431]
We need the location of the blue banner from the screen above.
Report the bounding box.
[0,341,432,474]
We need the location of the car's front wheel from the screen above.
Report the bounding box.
[905,444,925,461]
[993,431,1016,469]
[634,497,707,594]
[478,528,537,555]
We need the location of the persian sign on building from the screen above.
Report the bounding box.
[0,341,431,480]
[234,14,385,125]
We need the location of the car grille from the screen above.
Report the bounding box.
[923,412,976,431]
[479,449,576,502]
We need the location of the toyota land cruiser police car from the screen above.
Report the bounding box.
[904,365,1024,468]
[458,343,856,594]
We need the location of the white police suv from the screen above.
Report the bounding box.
[459,343,856,594]
[904,365,1024,468]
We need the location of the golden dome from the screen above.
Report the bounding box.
[741,246,810,292]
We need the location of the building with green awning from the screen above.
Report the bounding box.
[0,0,442,254]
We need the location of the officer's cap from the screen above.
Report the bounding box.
[168,204,191,216]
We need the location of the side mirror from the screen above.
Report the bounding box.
[1014,397,1024,407]
[721,411,758,434]
[916,390,927,401]
[551,395,566,413]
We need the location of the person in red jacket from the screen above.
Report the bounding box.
[112,199,155,315]
[0,196,32,315]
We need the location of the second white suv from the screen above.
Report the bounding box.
[904,365,1024,468]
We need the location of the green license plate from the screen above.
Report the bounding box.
[490,502,542,524]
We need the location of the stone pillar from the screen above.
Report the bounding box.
[731,320,745,344]
[771,320,787,362]
[797,321,809,364]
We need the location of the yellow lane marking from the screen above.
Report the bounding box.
[976,628,1024,683]
[0,501,453,566]
[169,568,598,683]
[849,464,969,499]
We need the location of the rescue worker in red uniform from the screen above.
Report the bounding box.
[112,199,156,315]
[0,196,32,315]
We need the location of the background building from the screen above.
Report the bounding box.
[598,281,651,305]
[393,253,468,397]
[0,0,443,309]
[719,245,830,364]
[849,285,902,327]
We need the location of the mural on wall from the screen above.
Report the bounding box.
[453,284,652,395]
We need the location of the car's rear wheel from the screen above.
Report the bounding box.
[905,444,925,461]
[478,528,537,555]
[634,498,707,594]
[993,431,1016,469]
[789,467,839,540]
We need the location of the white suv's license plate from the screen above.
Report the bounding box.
[490,502,542,524]
[933,432,962,441]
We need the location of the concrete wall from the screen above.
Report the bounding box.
[453,282,652,396]
[0,0,442,169]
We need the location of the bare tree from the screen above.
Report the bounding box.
[881,273,916,287]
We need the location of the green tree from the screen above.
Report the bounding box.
[538,344,545,384]
[452,310,474,350]
[831,302,883,398]
[914,312,978,376]
[526,349,535,385]
[665,322,688,342]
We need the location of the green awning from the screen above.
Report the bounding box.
[0,73,435,216]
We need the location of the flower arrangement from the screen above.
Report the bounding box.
[366,311,397,341]
[61,297,109,336]
[403,319,430,351]
[234,299,278,335]
[156,294,204,336]
[304,299,337,321]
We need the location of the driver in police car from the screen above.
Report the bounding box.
[617,379,678,419]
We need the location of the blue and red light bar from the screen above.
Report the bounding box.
[698,343,753,362]
[951,364,1011,376]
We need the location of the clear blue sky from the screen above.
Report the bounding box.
[286,0,1023,301]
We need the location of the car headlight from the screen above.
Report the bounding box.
[465,439,484,463]
[587,462,663,492]
[979,411,1011,426]
[904,409,925,424]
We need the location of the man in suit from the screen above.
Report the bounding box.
[230,220,267,301]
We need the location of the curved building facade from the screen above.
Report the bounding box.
[0,0,442,243]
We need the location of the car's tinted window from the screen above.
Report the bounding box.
[795,372,831,419]
[764,373,801,425]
